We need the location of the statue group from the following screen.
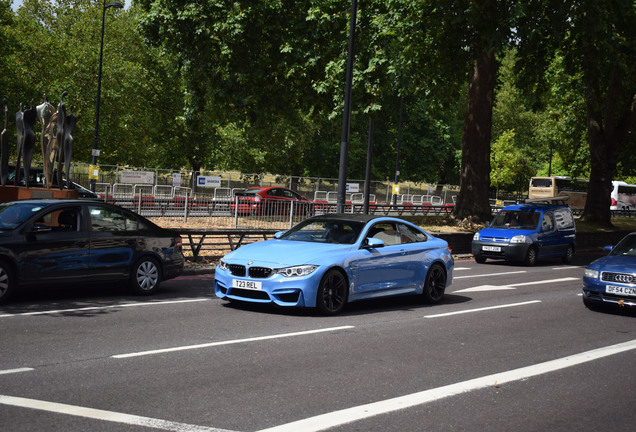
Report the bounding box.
[1,91,78,190]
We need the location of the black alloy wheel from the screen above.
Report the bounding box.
[316,269,348,315]
[422,263,446,304]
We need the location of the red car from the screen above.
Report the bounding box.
[231,187,312,216]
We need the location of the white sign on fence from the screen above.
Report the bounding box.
[197,176,222,188]
[121,171,154,184]
[346,183,360,193]
[173,173,181,187]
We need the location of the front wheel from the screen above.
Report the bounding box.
[524,247,538,266]
[316,269,348,315]
[130,257,162,295]
[0,261,15,304]
[422,263,446,304]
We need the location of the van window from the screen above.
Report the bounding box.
[554,208,574,229]
[541,213,554,232]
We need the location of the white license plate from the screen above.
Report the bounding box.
[482,245,501,252]
[605,285,636,297]
[232,279,262,291]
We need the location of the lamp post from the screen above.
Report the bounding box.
[90,0,123,192]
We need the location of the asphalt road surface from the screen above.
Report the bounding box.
[1,253,634,432]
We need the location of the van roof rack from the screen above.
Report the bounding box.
[523,195,569,204]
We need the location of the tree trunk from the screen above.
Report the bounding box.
[581,70,636,226]
[454,50,497,222]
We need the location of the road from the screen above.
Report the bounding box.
[1,254,634,432]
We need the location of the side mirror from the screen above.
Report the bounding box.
[364,237,385,249]
[274,231,285,239]
[603,245,613,252]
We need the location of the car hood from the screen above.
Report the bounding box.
[588,255,636,271]
[221,239,354,266]
[477,227,534,239]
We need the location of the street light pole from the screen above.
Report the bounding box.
[90,1,123,192]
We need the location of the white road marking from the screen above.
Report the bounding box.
[424,300,542,318]
[112,326,355,359]
[257,339,636,432]
[454,267,471,271]
[0,299,209,318]
[0,367,33,376]
[454,270,526,279]
[0,394,236,432]
[453,285,516,293]
[509,277,578,286]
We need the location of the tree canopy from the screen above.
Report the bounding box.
[1,0,634,226]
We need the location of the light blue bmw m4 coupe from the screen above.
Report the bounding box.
[214,214,454,315]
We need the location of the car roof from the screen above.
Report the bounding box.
[500,203,571,212]
[2,199,102,206]
[306,213,403,224]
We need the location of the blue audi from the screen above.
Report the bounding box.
[214,214,454,315]
[582,232,636,310]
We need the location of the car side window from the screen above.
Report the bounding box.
[34,206,82,232]
[88,205,131,232]
[541,212,554,232]
[397,223,428,243]
[554,208,574,229]
[368,223,401,246]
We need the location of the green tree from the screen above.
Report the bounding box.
[518,0,636,226]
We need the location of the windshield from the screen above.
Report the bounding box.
[490,210,541,230]
[280,218,364,244]
[0,203,45,230]
[609,234,636,257]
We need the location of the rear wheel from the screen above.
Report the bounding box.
[130,257,161,295]
[422,264,446,304]
[0,261,15,304]
[316,269,348,315]
[562,245,574,263]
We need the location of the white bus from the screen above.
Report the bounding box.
[611,181,636,211]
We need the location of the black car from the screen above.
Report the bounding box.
[7,165,99,198]
[0,199,184,303]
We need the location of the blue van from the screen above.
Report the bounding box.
[471,202,576,265]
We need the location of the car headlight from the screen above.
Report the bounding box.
[510,235,528,243]
[276,265,318,277]
[217,259,228,271]
[584,268,599,279]
[473,232,480,241]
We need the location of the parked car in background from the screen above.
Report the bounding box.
[472,200,576,265]
[0,199,184,304]
[582,232,636,310]
[7,165,98,198]
[215,214,454,315]
[231,186,312,216]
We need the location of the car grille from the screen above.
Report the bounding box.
[601,272,636,285]
[230,288,270,300]
[228,264,246,277]
[480,236,509,243]
[227,264,273,278]
[249,267,273,278]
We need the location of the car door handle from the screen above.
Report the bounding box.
[400,249,407,255]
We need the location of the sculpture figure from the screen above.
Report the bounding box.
[55,91,67,189]
[22,101,38,188]
[37,94,56,188]
[14,103,24,186]
[0,99,8,185]
[62,109,78,190]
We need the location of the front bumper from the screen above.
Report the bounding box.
[582,278,636,307]
[471,240,530,262]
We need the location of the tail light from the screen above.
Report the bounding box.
[176,236,183,250]
[611,198,617,206]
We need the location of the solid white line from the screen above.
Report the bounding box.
[0,367,34,376]
[0,394,236,432]
[424,300,542,318]
[0,299,209,318]
[257,339,636,432]
[454,270,526,279]
[112,326,355,359]
[510,277,578,287]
